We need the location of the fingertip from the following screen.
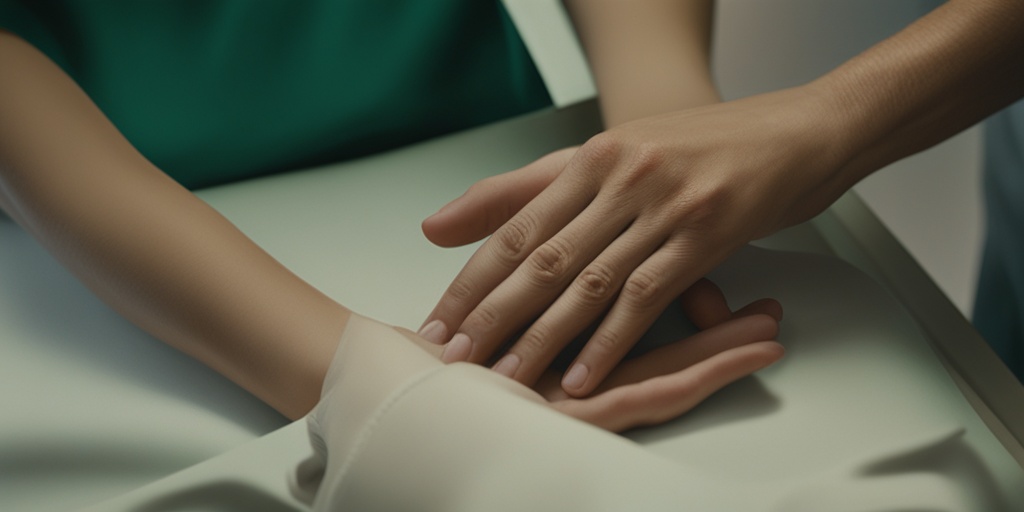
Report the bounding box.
[491,353,521,379]
[561,362,592,397]
[762,298,784,322]
[724,312,779,343]
[680,278,732,329]
[441,333,473,364]
[418,319,448,345]
[750,340,785,368]
[420,208,462,248]
[734,297,784,322]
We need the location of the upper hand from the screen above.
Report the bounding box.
[419,85,843,398]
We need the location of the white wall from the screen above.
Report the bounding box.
[712,0,983,316]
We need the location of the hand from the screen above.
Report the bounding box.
[532,280,783,432]
[420,85,842,398]
[421,146,578,248]
[404,278,784,433]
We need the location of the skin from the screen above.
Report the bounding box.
[421,0,1024,397]
[0,26,781,427]
[403,279,783,433]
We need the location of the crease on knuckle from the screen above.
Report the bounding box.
[588,330,623,358]
[578,132,626,167]
[602,142,667,194]
[573,263,617,307]
[514,324,552,359]
[622,269,664,311]
[445,277,476,307]
[491,214,534,266]
[674,182,735,236]
[468,302,502,332]
[525,238,573,287]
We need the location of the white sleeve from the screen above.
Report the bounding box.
[290,314,757,511]
[291,310,1003,512]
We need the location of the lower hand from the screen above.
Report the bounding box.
[403,279,784,433]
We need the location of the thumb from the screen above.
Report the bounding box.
[421,146,576,247]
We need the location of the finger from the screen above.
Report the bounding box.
[421,169,597,345]
[561,236,717,397]
[534,314,777,402]
[732,297,784,322]
[454,195,641,366]
[554,341,784,433]
[421,149,575,248]
[677,278,783,327]
[490,222,669,385]
[597,313,779,392]
[677,278,733,329]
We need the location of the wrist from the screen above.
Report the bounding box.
[797,76,885,188]
[602,81,720,128]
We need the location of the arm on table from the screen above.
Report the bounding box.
[0,28,781,428]
[0,29,347,419]
[421,0,1024,396]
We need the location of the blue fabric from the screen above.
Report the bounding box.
[974,99,1024,382]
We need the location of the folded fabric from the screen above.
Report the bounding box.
[291,314,761,511]
[290,313,1000,511]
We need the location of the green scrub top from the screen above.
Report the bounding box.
[0,0,552,189]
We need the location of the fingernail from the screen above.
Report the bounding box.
[492,353,521,378]
[441,333,472,364]
[562,363,589,391]
[418,320,447,344]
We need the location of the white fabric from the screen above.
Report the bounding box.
[291,309,1010,511]
[292,315,757,511]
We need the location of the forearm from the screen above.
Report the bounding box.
[812,0,1024,190]
[563,0,719,127]
[0,31,347,419]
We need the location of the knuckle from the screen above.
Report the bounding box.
[588,329,623,357]
[622,269,665,310]
[472,174,500,190]
[490,214,534,266]
[579,132,626,164]
[675,183,733,233]
[444,278,476,306]
[464,179,487,197]
[686,193,721,225]
[515,324,552,358]
[524,239,574,286]
[617,143,668,190]
[467,301,502,332]
[573,263,617,307]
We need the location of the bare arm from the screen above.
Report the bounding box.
[562,0,719,125]
[815,0,1024,194]
[0,30,349,419]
